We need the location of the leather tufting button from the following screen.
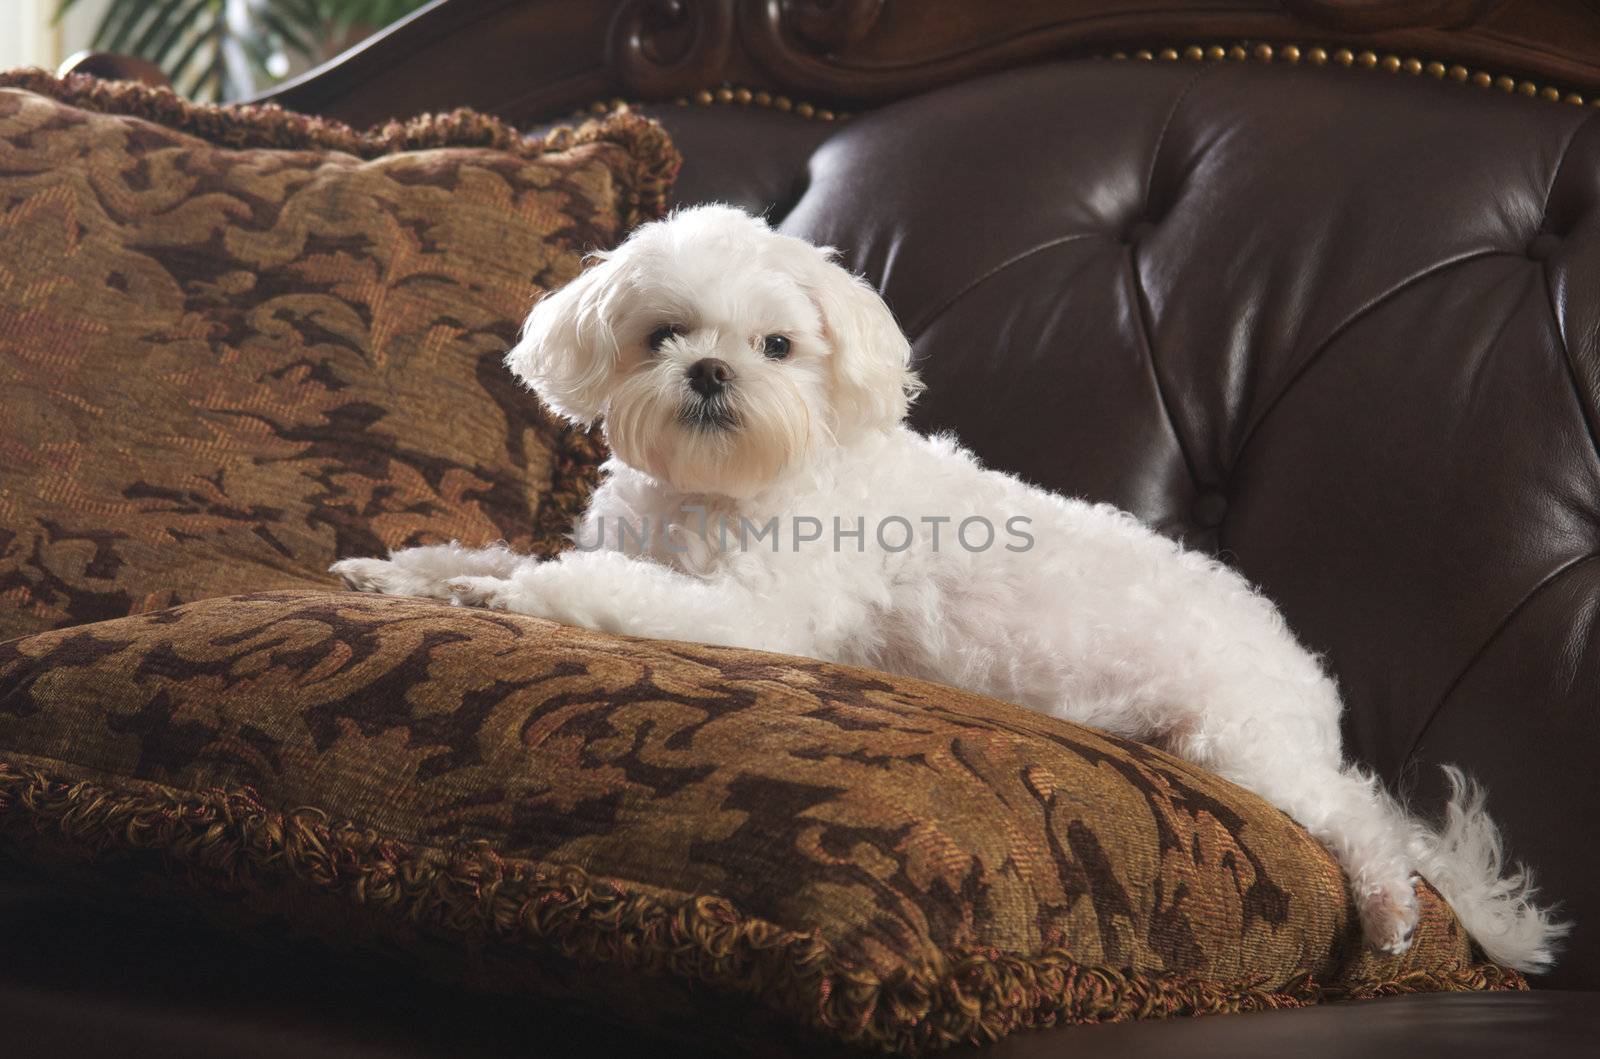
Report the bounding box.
[1192,490,1228,528]
[1527,232,1561,260]
[1125,220,1156,244]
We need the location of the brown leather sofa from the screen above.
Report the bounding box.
[10,1,1598,1054]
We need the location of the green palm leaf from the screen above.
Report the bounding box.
[89,1,149,53]
[257,10,316,59]
[162,14,216,95]
[127,0,206,61]
[53,0,433,102]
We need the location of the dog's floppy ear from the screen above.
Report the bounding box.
[505,252,626,425]
[788,242,922,434]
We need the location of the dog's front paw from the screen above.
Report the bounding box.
[445,575,514,611]
[331,557,402,594]
[1358,876,1421,956]
[331,556,457,600]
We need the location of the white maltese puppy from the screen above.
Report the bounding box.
[333,205,1562,971]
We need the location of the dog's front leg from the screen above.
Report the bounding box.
[445,550,813,655]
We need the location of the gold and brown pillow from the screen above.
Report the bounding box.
[0,592,1521,1053]
[0,71,671,640]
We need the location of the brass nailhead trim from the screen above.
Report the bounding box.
[1108,41,1593,106]
[578,39,1592,123]
[678,85,840,120]
[574,87,844,123]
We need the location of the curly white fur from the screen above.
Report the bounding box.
[332,205,1566,971]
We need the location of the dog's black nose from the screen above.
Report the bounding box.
[686,358,732,398]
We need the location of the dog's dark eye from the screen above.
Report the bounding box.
[648,325,684,352]
[762,334,791,360]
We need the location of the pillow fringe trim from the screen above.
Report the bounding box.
[0,69,680,226]
[0,759,1525,1054]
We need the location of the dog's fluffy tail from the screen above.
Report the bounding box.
[1409,766,1568,973]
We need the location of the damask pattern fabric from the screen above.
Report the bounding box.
[0,592,1522,1053]
[0,72,667,639]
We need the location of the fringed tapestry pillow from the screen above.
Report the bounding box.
[0,71,672,640]
[0,592,1522,1054]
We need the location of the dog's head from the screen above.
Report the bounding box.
[506,205,920,497]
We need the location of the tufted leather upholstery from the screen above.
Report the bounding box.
[646,59,1600,991]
